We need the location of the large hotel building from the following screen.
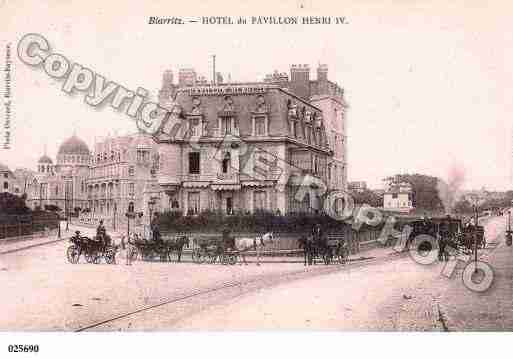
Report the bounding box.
[156,64,347,216]
[23,63,348,226]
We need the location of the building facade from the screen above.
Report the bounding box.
[155,63,348,215]
[81,133,159,228]
[18,62,349,225]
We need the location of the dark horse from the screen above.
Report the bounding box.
[298,235,331,265]
[298,235,314,266]
[168,235,190,262]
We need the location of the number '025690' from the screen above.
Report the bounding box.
[7,344,39,353]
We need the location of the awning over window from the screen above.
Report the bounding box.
[183,181,210,188]
[242,181,273,188]
[211,184,241,191]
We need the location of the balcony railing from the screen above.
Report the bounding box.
[215,173,239,184]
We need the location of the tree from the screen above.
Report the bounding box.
[0,192,31,215]
[454,198,473,214]
[351,189,383,208]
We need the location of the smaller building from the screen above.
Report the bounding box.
[82,133,160,228]
[0,163,19,195]
[383,181,414,213]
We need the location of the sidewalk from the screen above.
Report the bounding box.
[439,226,513,330]
[0,222,96,254]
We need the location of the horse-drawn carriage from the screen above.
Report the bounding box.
[66,231,117,264]
[299,234,349,266]
[191,235,238,265]
[406,216,485,259]
[127,234,189,262]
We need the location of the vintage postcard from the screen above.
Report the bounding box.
[1,0,512,357]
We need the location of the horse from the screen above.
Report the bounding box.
[167,235,190,262]
[298,234,332,265]
[298,235,314,266]
[234,232,275,266]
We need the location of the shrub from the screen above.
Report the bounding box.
[156,209,387,234]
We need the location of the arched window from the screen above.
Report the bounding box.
[128,202,135,213]
[302,192,310,213]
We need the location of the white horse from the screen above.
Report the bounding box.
[234,232,275,266]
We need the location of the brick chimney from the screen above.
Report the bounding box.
[317,64,328,82]
[289,64,310,100]
[158,69,175,104]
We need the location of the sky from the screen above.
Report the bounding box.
[1,0,512,190]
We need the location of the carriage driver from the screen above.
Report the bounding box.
[96,220,109,245]
[151,213,162,244]
[312,223,323,242]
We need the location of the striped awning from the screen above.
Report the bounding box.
[211,184,241,191]
[242,181,273,188]
[183,181,210,188]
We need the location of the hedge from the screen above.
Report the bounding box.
[156,209,390,234]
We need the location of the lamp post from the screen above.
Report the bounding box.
[148,200,156,225]
[113,202,117,231]
[126,209,134,237]
[473,204,478,271]
[468,192,487,273]
[506,210,512,246]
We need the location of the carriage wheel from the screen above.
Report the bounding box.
[228,254,237,265]
[197,251,206,264]
[142,249,152,261]
[66,245,80,264]
[104,248,116,264]
[192,249,199,263]
[128,247,138,262]
[159,250,168,262]
[85,251,95,263]
[93,252,102,264]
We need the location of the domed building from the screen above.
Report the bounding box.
[37,154,53,174]
[27,135,91,213]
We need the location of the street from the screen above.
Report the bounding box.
[0,216,511,331]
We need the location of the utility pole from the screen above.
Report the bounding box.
[474,204,478,272]
[507,209,512,246]
[212,55,216,85]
